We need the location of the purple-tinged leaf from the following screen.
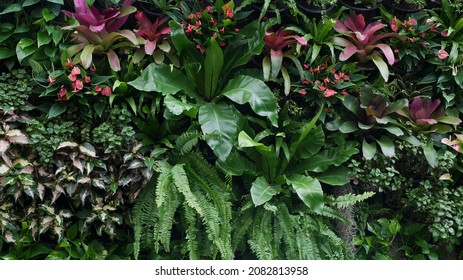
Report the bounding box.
[376,43,395,65]
[81,44,95,69]
[339,45,358,61]
[107,49,121,71]
[435,116,462,125]
[270,49,283,79]
[333,20,348,33]
[362,22,387,44]
[145,40,156,55]
[333,37,352,47]
[0,140,10,154]
[371,53,390,81]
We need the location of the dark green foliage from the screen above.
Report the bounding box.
[0,69,33,113]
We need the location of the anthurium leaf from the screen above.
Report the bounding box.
[222,75,278,127]
[362,139,377,160]
[423,141,438,168]
[238,131,271,153]
[251,176,281,206]
[47,102,66,119]
[204,37,223,99]
[128,63,195,96]
[376,136,395,157]
[339,121,358,133]
[198,103,238,161]
[217,152,256,176]
[316,166,350,186]
[286,174,324,211]
[371,54,389,82]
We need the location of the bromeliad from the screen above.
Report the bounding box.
[263,27,308,95]
[333,12,405,81]
[62,0,139,71]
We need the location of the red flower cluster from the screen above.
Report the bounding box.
[50,61,112,100]
[300,63,349,97]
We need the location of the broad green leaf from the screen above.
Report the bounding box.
[222,75,278,127]
[289,106,323,156]
[0,4,21,15]
[250,176,281,206]
[37,30,52,47]
[238,131,271,153]
[217,152,256,176]
[343,95,362,117]
[169,20,202,64]
[164,94,197,117]
[204,37,223,99]
[339,121,358,133]
[16,40,37,63]
[383,125,403,136]
[435,116,462,125]
[371,54,389,82]
[383,98,408,115]
[23,0,41,7]
[362,139,377,160]
[47,0,64,3]
[0,47,15,60]
[198,103,238,161]
[47,102,66,118]
[128,63,195,96]
[286,174,324,211]
[316,166,350,186]
[296,125,325,159]
[423,142,438,168]
[376,136,395,157]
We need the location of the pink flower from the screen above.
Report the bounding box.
[223,6,234,19]
[72,79,84,92]
[324,89,337,97]
[438,49,449,59]
[441,30,448,37]
[94,86,102,93]
[65,60,75,67]
[58,86,67,100]
[205,6,213,13]
[299,89,307,95]
[84,75,91,83]
[407,18,417,26]
[390,17,400,32]
[101,86,112,96]
[47,76,56,84]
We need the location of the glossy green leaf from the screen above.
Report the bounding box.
[383,98,408,116]
[217,152,256,176]
[376,136,395,157]
[383,125,403,136]
[164,94,197,117]
[339,121,358,133]
[128,63,195,96]
[250,176,281,206]
[295,125,325,159]
[204,37,223,99]
[343,95,362,117]
[198,103,238,161]
[423,141,438,168]
[371,54,389,82]
[289,106,323,157]
[286,174,324,211]
[37,30,52,47]
[0,4,21,15]
[0,47,15,59]
[316,166,350,186]
[238,131,271,153]
[222,75,278,127]
[362,139,377,160]
[23,0,41,7]
[47,102,66,119]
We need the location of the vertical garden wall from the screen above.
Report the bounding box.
[1,0,463,259]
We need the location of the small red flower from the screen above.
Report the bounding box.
[84,75,91,83]
[324,89,337,97]
[205,6,213,13]
[94,86,102,93]
[47,76,56,84]
[65,60,75,67]
[72,79,84,92]
[223,6,234,19]
[438,49,449,60]
[101,86,112,96]
[441,30,448,37]
[298,89,307,95]
[58,86,67,100]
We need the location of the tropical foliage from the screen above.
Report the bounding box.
[1,0,463,260]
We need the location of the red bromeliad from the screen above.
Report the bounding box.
[333,13,405,81]
[134,12,171,56]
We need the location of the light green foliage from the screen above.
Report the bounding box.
[133,134,233,259]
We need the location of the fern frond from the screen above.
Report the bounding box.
[157,182,181,252]
[132,176,158,259]
[183,204,200,260]
[175,131,201,155]
[275,204,297,259]
[172,164,203,216]
[327,192,376,209]
[248,208,274,260]
[154,160,172,208]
